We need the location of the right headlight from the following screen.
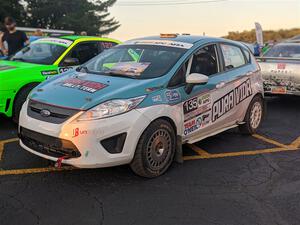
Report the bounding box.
[77,95,146,121]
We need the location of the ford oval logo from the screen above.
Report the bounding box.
[40,109,51,117]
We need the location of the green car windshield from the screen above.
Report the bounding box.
[84,45,187,79]
[10,42,67,65]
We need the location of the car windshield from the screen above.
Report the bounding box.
[264,44,300,58]
[10,42,68,65]
[84,44,187,79]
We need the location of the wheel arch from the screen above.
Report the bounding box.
[13,82,40,101]
[12,82,40,115]
[252,92,266,119]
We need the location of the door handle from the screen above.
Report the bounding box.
[216,82,226,89]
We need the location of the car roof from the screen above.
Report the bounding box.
[59,35,121,43]
[275,42,300,46]
[129,35,226,44]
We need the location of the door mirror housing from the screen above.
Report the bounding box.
[186,73,209,85]
[62,57,80,66]
[185,73,209,94]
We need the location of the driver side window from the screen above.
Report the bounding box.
[190,44,219,76]
[62,42,100,66]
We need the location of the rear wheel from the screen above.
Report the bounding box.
[12,84,37,123]
[130,119,176,178]
[239,95,264,134]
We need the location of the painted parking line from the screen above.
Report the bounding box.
[0,134,299,176]
[0,166,76,176]
[184,134,300,161]
[0,138,19,160]
[0,138,76,176]
[252,134,290,148]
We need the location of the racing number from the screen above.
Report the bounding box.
[183,97,198,114]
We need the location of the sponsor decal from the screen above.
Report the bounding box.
[0,65,16,71]
[277,63,286,70]
[61,78,108,93]
[146,86,164,92]
[152,95,162,102]
[59,67,73,73]
[126,40,193,49]
[35,38,73,47]
[183,111,212,136]
[41,70,58,76]
[212,79,252,122]
[72,128,104,138]
[201,112,211,127]
[165,90,181,102]
[184,116,202,136]
[101,42,114,49]
[72,128,88,138]
[183,93,211,122]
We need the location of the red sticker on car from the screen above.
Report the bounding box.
[277,63,286,70]
[61,78,107,93]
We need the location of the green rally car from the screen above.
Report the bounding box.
[0,36,121,122]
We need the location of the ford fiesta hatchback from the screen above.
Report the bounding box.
[19,34,264,178]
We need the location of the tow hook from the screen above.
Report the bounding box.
[55,156,71,168]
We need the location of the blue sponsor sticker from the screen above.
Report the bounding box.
[165,90,181,102]
[152,95,162,102]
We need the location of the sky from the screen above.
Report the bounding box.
[108,0,300,41]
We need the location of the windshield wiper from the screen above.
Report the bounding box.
[105,71,138,79]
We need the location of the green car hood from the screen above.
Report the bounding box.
[0,60,58,90]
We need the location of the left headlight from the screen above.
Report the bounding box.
[77,95,146,121]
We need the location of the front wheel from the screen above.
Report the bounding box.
[239,95,264,135]
[130,119,176,178]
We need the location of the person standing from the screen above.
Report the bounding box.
[0,17,29,56]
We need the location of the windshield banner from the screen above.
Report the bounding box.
[35,38,73,47]
[125,40,193,49]
[110,62,151,76]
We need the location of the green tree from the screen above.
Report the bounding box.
[24,0,120,35]
[223,28,300,43]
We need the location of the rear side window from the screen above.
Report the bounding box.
[220,44,246,70]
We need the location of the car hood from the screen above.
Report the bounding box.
[29,71,166,110]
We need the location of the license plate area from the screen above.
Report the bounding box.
[271,86,287,94]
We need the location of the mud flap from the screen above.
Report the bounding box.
[175,135,183,163]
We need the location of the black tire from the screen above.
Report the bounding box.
[12,84,37,123]
[239,95,264,135]
[130,119,176,178]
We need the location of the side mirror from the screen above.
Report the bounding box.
[62,57,80,66]
[186,73,209,85]
[185,73,209,94]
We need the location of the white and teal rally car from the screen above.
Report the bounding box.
[19,34,264,177]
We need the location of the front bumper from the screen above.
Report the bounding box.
[19,100,151,168]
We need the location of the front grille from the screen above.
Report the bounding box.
[19,127,81,158]
[27,99,80,124]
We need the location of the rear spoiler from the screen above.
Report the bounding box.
[256,57,300,62]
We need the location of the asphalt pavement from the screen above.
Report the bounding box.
[1,96,300,225]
